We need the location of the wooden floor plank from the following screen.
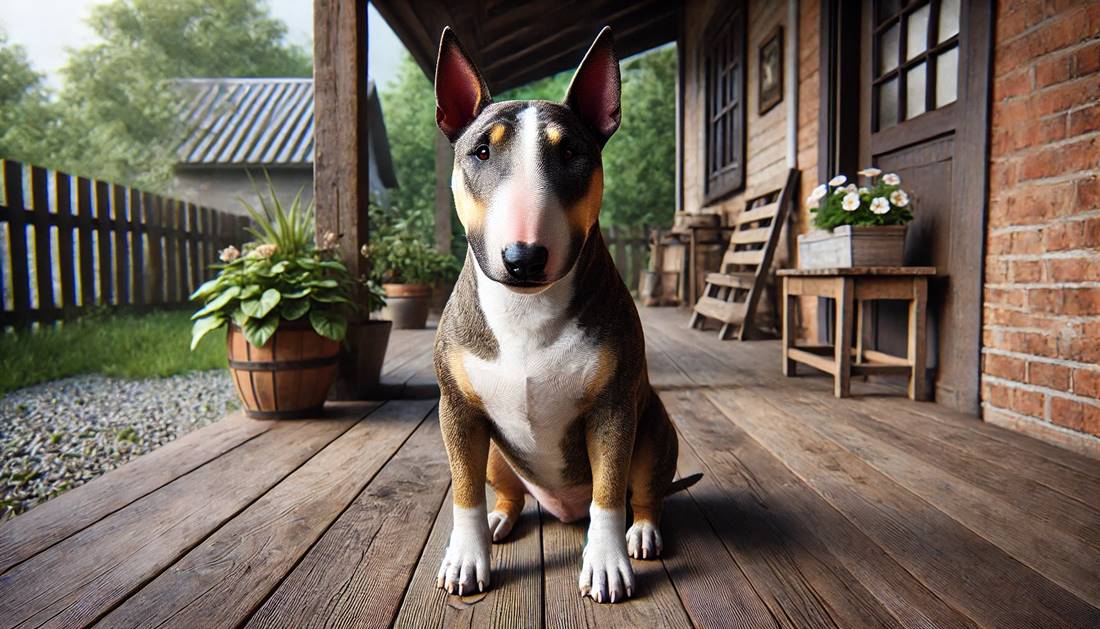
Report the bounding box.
[0,412,274,575]
[540,506,692,629]
[663,390,960,629]
[705,387,1100,628]
[772,391,1100,606]
[394,490,543,628]
[244,407,449,629]
[0,405,371,629]
[96,400,434,628]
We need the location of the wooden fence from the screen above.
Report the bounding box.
[603,224,651,296]
[0,159,250,330]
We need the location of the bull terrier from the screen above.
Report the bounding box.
[431,25,699,604]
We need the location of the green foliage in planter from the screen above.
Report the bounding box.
[808,169,915,232]
[189,178,356,349]
[366,196,461,286]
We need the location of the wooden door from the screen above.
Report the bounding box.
[856,0,992,413]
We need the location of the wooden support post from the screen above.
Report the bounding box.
[834,277,853,398]
[434,133,453,255]
[782,276,796,376]
[314,0,370,398]
[908,277,928,401]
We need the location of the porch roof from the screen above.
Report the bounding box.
[371,0,679,92]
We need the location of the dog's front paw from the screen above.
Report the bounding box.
[578,506,634,604]
[437,507,491,595]
[487,510,515,542]
[626,520,663,559]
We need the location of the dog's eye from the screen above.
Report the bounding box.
[474,145,490,161]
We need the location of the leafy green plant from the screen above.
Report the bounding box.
[366,196,461,285]
[189,178,357,349]
[807,168,915,232]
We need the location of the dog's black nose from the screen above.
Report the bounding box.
[502,243,549,281]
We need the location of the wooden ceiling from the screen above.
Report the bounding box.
[371,0,679,93]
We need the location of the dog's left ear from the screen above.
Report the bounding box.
[435,27,492,143]
[564,26,621,146]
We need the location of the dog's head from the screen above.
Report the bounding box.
[435,26,621,292]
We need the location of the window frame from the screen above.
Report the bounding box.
[702,3,747,205]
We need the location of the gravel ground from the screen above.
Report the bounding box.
[0,370,239,520]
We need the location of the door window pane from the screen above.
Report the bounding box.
[877,0,901,24]
[906,62,927,119]
[879,77,899,129]
[906,3,931,60]
[935,46,958,107]
[938,0,960,43]
[879,24,900,74]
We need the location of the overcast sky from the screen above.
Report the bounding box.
[0,0,407,90]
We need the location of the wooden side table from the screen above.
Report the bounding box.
[778,267,935,400]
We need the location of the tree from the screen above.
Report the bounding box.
[0,32,67,167]
[44,0,312,188]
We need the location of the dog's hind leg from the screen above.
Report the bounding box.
[487,442,526,542]
[626,389,678,560]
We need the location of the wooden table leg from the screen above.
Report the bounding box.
[834,277,854,398]
[782,276,796,376]
[855,299,865,365]
[908,277,929,401]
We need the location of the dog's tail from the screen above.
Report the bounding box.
[666,473,704,496]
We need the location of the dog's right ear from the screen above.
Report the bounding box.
[435,27,491,143]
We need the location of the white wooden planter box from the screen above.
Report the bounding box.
[797,225,907,269]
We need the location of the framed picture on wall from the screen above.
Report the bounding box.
[758,26,783,115]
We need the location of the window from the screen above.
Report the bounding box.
[703,5,746,203]
[872,0,960,131]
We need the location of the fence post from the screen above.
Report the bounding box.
[130,188,145,308]
[76,177,95,308]
[29,166,55,323]
[94,180,113,306]
[186,202,200,296]
[164,198,179,304]
[112,183,130,307]
[146,194,164,306]
[3,161,32,330]
[55,172,77,320]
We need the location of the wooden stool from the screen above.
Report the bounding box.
[778,267,935,399]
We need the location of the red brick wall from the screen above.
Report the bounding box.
[983,1,1100,454]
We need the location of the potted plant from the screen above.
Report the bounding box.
[368,234,459,329]
[188,181,359,418]
[798,168,915,269]
[338,272,393,398]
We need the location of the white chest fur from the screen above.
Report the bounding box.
[464,267,598,487]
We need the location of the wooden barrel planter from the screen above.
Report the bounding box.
[227,320,340,419]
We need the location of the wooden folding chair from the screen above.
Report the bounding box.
[689,168,798,340]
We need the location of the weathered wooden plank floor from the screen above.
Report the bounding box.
[1,306,1098,628]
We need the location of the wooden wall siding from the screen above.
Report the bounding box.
[795,0,822,342]
[603,225,650,296]
[981,1,1100,449]
[683,0,790,221]
[0,159,249,330]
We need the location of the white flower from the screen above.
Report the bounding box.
[870,197,891,214]
[321,231,339,249]
[251,243,278,258]
[883,173,901,186]
[808,184,828,202]
[219,245,240,262]
[834,187,848,196]
[859,187,869,195]
[842,193,860,212]
[806,195,820,209]
[845,183,858,194]
[360,244,371,258]
[858,167,882,177]
[890,189,909,207]
[829,175,848,187]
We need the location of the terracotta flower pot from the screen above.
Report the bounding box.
[227,320,339,419]
[382,283,432,329]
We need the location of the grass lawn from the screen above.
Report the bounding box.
[0,309,227,396]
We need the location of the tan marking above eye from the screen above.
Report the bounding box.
[545,125,562,145]
[489,124,507,145]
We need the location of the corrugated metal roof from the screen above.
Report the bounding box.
[175,78,315,167]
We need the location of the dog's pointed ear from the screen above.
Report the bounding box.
[435,27,491,143]
[563,26,621,146]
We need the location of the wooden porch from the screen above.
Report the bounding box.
[1,306,1098,628]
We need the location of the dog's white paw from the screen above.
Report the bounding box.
[437,506,491,595]
[578,506,635,604]
[626,520,663,559]
[487,510,515,542]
